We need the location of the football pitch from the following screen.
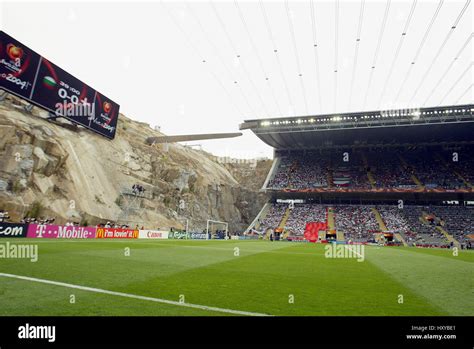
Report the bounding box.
[0,239,472,316]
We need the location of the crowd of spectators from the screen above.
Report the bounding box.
[330,152,371,189]
[132,184,146,196]
[268,155,329,190]
[255,202,473,246]
[441,146,474,186]
[258,204,287,232]
[268,152,372,190]
[284,204,326,236]
[428,206,474,245]
[267,157,292,189]
[20,217,56,224]
[0,210,10,223]
[377,206,411,234]
[404,151,465,189]
[331,166,372,189]
[368,150,416,188]
[334,205,379,242]
[96,221,144,229]
[396,206,447,246]
[454,159,474,185]
[0,213,146,230]
[64,221,80,226]
[266,147,474,191]
[289,154,329,189]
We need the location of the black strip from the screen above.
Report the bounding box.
[0,316,471,347]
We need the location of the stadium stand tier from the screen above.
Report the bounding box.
[243,104,474,248]
[266,145,474,191]
[255,203,474,247]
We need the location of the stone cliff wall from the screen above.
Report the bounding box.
[0,95,270,232]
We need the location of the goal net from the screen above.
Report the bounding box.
[206,219,229,240]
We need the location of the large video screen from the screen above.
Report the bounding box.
[0,31,119,139]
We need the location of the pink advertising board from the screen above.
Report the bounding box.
[27,224,97,239]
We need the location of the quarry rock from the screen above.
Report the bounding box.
[0,179,7,191]
[32,173,55,195]
[0,125,17,150]
[0,94,271,231]
[33,147,48,173]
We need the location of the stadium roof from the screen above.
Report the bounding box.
[4,2,472,158]
[240,104,474,150]
[146,132,242,144]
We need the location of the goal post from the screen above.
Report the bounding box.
[206,219,229,240]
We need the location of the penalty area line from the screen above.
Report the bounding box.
[0,272,270,317]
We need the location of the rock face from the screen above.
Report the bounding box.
[0,95,271,232]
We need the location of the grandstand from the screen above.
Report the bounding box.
[242,104,474,248]
[1,2,474,343]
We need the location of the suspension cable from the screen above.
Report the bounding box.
[408,0,471,107]
[377,0,417,109]
[285,0,310,114]
[392,0,444,108]
[348,0,366,110]
[422,32,473,106]
[362,0,391,110]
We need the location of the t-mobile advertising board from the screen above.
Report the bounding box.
[0,31,119,139]
[27,224,97,238]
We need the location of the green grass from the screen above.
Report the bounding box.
[0,239,472,316]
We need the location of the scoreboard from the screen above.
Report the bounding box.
[0,31,119,139]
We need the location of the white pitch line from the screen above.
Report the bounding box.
[0,272,270,317]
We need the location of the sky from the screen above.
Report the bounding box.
[0,0,472,159]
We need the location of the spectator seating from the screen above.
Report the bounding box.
[334,205,379,242]
[266,146,474,191]
[285,204,326,236]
